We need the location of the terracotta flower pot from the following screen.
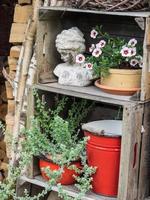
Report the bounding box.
[95,69,141,95]
[39,159,81,185]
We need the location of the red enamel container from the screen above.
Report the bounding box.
[83,120,122,197]
[39,159,81,185]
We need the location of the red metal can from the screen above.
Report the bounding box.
[83,120,122,197]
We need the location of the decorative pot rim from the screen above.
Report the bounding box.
[108,68,142,75]
[95,79,141,92]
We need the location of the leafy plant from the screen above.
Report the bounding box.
[75,26,143,77]
[0,92,96,200]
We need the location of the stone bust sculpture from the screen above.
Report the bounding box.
[53,27,94,86]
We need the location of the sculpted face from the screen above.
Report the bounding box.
[56,27,86,64]
[59,50,72,63]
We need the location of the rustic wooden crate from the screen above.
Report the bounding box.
[17,7,150,200]
[19,86,150,200]
[37,7,150,102]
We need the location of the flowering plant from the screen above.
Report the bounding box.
[76,26,143,78]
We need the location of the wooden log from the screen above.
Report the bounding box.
[8,100,15,115]
[8,57,18,71]
[0,104,7,121]
[1,91,7,102]
[9,23,27,44]
[14,5,33,23]
[0,150,6,160]
[5,81,14,100]
[0,141,6,152]
[9,71,16,81]
[0,98,2,105]
[0,85,7,102]
[18,0,32,5]
[10,46,21,58]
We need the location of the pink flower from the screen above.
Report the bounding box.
[96,40,106,48]
[90,29,98,39]
[129,47,136,57]
[92,48,102,57]
[120,47,130,57]
[130,59,139,67]
[128,39,137,47]
[89,44,95,52]
[85,63,93,70]
[76,54,85,64]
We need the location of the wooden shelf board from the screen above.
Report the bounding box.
[20,175,117,200]
[39,6,150,19]
[34,83,138,106]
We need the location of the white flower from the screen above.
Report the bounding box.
[92,48,102,57]
[128,38,137,47]
[130,59,139,67]
[129,47,136,57]
[85,63,93,70]
[96,40,106,48]
[90,29,98,39]
[76,54,85,64]
[120,47,130,57]
[89,44,95,52]
[139,62,143,68]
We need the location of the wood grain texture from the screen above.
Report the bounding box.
[37,18,61,83]
[118,104,144,200]
[9,23,27,43]
[138,102,150,200]
[10,46,21,58]
[35,83,137,106]
[14,4,33,23]
[141,17,150,101]
[18,0,32,4]
[20,175,117,200]
[39,7,150,18]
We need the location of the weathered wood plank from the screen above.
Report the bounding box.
[20,175,117,200]
[26,87,35,178]
[34,83,138,106]
[37,19,61,84]
[39,7,150,19]
[118,104,144,200]
[138,102,150,200]
[141,17,150,101]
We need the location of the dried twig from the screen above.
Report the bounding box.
[67,0,149,11]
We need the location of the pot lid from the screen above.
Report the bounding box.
[82,120,122,137]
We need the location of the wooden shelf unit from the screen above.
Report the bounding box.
[19,175,116,200]
[17,7,150,200]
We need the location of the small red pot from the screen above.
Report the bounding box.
[39,159,81,185]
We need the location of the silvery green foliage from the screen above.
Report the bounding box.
[0,92,96,199]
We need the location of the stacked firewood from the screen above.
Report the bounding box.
[5,0,33,159]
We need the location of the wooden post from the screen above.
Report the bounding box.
[138,102,150,200]
[141,17,150,101]
[118,104,144,200]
